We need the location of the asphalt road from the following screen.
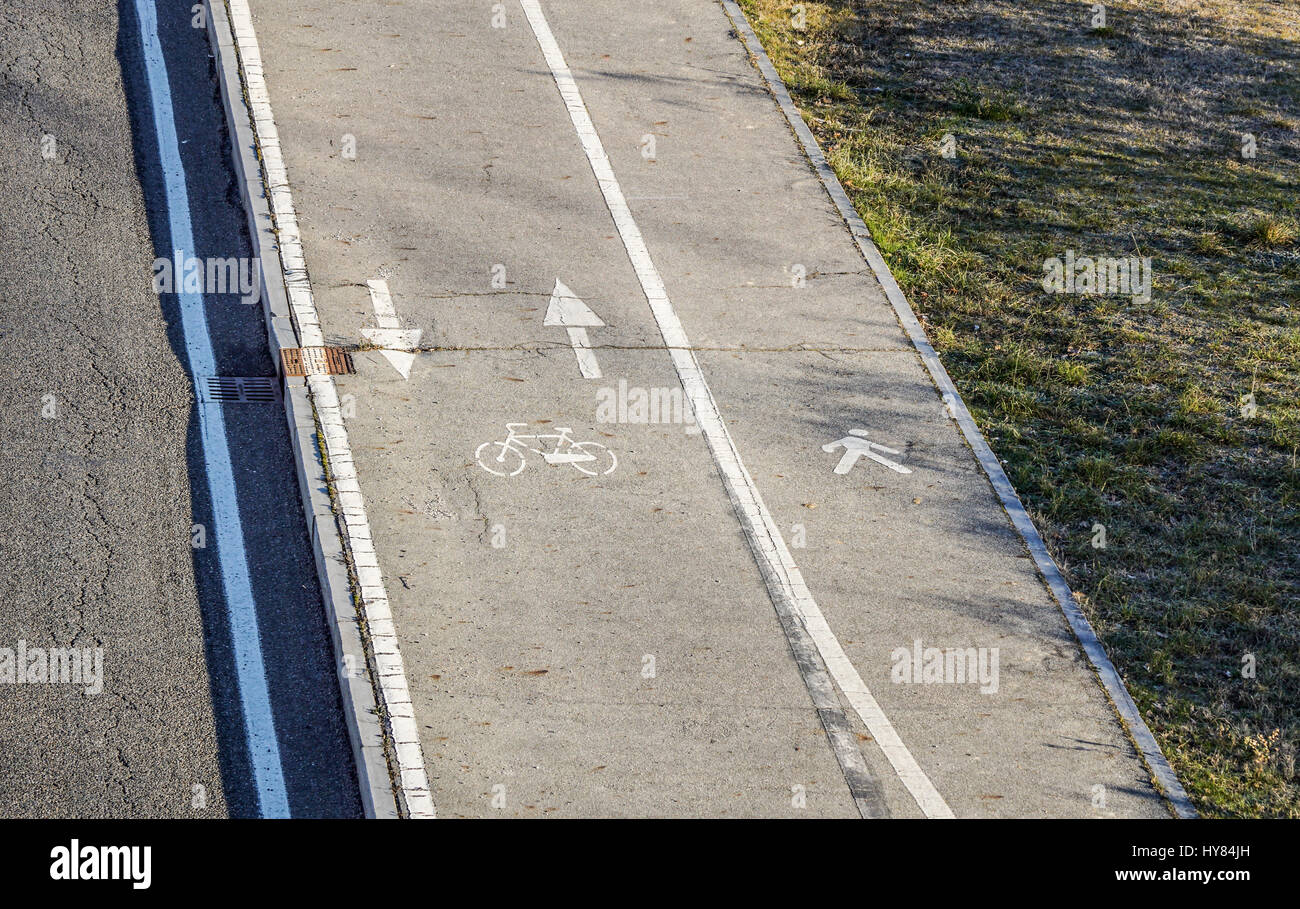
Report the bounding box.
[0,0,360,817]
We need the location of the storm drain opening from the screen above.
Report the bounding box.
[281,346,355,377]
[199,376,280,404]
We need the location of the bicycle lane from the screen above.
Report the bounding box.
[242,0,1176,816]
[242,0,880,817]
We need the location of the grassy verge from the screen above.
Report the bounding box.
[737,0,1300,816]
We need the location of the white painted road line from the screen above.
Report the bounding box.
[225,0,435,818]
[720,0,1194,818]
[520,0,954,819]
[133,0,288,817]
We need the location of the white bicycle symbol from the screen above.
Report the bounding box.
[475,423,617,477]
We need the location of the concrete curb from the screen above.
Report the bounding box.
[205,0,399,819]
[720,0,1196,819]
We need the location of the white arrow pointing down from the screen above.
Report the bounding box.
[362,278,422,379]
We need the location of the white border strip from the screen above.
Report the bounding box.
[521,0,952,819]
[222,0,434,818]
[134,0,288,817]
[131,0,287,821]
[720,0,1195,818]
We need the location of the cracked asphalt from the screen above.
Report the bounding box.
[0,1,360,817]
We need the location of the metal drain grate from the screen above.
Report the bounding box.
[199,376,279,404]
[281,346,355,377]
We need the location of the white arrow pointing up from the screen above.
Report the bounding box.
[361,278,422,379]
[543,279,604,379]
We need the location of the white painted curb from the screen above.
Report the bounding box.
[205,0,433,818]
[720,0,1195,818]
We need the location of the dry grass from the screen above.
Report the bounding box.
[739,0,1300,816]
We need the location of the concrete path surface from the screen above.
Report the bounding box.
[233,0,1182,818]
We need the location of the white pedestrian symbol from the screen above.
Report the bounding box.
[822,429,911,475]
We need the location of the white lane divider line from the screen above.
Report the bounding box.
[520,0,953,819]
[134,0,288,817]
[225,0,435,818]
[720,0,1194,818]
